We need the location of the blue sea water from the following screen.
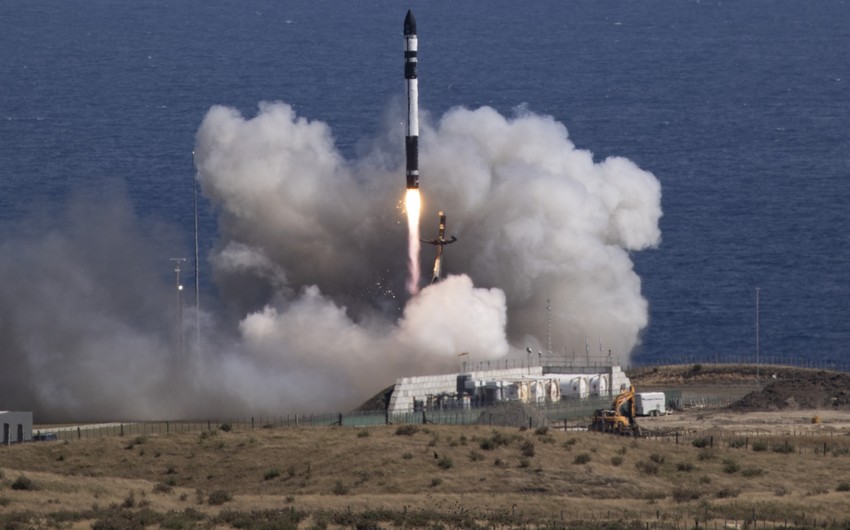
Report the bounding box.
[1,0,849,366]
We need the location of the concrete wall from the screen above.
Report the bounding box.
[1,411,33,444]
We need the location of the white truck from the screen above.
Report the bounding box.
[635,392,667,416]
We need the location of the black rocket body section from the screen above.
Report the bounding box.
[404,9,419,190]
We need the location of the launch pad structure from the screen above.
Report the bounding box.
[387,363,630,414]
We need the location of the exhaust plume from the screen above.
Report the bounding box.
[405,189,422,294]
[0,100,660,421]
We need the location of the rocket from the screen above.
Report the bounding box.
[404,9,419,190]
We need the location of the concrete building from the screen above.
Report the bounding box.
[1,411,33,444]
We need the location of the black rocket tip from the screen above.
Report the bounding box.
[404,10,417,36]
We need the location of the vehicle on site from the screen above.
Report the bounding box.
[635,391,667,416]
[588,385,642,436]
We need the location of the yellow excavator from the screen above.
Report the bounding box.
[588,385,642,437]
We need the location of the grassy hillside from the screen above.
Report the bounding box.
[2,423,850,529]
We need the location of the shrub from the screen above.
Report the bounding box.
[518,457,531,468]
[480,431,515,451]
[11,476,37,491]
[774,486,788,496]
[728,438,747,449]
[722,458,740,474]
[676,462,694,472]
[331,481,349,495]
[459,435,468,445]
[218,423,232,432]
[357,429,370,438]
[469,450,485,462]
[836,482,850,492]
[741,466,764,477]
[437,456,453,470]
[649,453,665,464]
[430,478,442,487]
[611,455,624,466]
[699,475,711,485]
[616,446,627,455]
[564,437,577,446]
[573,453,591,465]
[715,487,739,499]
[671,488,701,503]
[635,461,659,475]
[153,482,173,494]
[402,452,413,460]
[520,440,535,457]
[165,465,178,475]
[395,425,419,436]
[691,437,710,449]
[752,440,768,452]
[122,491,136,508]
[772,442,795,454]
[264,468,280,481]
[207,490,233,505]
[427,437,438,447]
[534,426,549,436]
[697,450,715,461]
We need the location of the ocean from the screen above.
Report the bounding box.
[2,0,849,369]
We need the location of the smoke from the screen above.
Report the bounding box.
[0,100,660,422]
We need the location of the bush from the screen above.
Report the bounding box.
[752,440,768,452]
[153,482,173,494]
[480,431,515,451]
[616,446,627,455]
[715,487,739,499]
[774,486,788,496]
[518,458,531,468]
[611,455,624,466]
[430,478,442,487]
[697,450,715,461]
[395,425,419,436]
[691,437,710,449]
[402,452,413,460]
[263,468,280,481]
[649,453,665,464]
[676,462,694,472]
[564,437,577,446]
[741,466,764,477]
[218,423,232,432]
[207,490,233,505]
[520,440,535,457]
[534,426,549,436]
[836,482,850,492]
[331,481,349,495]
[573,453,591,465]
[469,450,485,462]
[728,438,747,449]
[671,488,701,502]
[722,459,740,474]
[357,429,370,438]
[437,456,453,470]
[635,461,659,475]
[11,476,37,491]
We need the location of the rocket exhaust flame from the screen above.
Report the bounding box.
[405,189,421,294]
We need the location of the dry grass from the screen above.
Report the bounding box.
[2,423,850,528]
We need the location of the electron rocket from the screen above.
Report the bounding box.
[404,9,419,190]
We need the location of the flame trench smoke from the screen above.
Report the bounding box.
[0,100,661,422]
[405,190,421,294]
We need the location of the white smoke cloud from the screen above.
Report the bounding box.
[0,99,660,421]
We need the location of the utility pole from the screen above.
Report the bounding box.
[192,152,201,356]
[755,287,760,383]
[170,258,187,356]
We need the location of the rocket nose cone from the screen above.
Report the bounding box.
[404,10,417,36]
